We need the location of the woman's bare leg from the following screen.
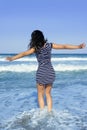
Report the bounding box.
[37,84,45,110]
[45,84,52,112]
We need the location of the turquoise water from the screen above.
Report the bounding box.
[0,54,87,130]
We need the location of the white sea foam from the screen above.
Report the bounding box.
[52,57,87,61]
[0,64,87,72]
[0,57,87,62]
[2,108,86,130]
[0,57,37,62]
[0,64,37,72]
[54,64,87,71]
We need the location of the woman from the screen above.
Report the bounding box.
[6,30,86,112]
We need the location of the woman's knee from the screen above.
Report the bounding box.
[46,92,50,99]
[37,84,45,96]
[45,87,51,97]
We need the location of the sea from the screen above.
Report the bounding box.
[0,53,87,130]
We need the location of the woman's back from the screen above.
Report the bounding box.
[36,43,52,65]
[35,42,55,86]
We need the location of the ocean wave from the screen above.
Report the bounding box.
[0,64,87,72]
[1,108,86,130]
[52,57,87,61]
[0,57,87,62]
[0,57,37,62]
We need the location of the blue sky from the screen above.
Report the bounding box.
[0,0,87,53]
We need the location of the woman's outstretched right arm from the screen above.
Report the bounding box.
[6,48,35,61]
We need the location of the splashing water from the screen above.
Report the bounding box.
[1,107,87,130]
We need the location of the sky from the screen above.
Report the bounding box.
[0,0,87,53]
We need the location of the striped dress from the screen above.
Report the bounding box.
[35,42,55,86]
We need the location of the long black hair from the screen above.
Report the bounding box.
[28,30,47,51]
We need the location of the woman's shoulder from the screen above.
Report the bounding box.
[46,42,53,48]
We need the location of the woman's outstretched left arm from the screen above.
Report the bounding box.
[52,43,86,50]
[6,48,35,61]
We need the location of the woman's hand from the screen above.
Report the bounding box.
[79,43,86,49]
[6,57,13,61]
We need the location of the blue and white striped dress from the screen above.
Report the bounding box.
[35,43,55,86]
